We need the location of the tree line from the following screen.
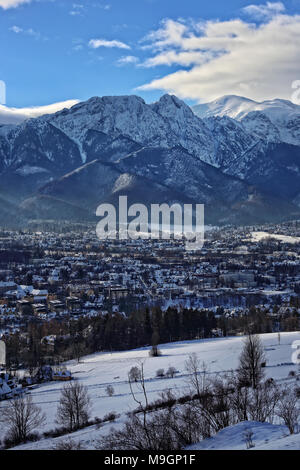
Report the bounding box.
[4,302,300,372]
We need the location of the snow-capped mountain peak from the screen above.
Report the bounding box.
[193,94,300,119]
[193,95,300,146]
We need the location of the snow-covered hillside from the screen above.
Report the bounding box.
[3,332,299,450]
[193,95,300,146]
[187,421,300,450]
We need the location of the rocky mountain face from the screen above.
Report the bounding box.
[0,93,299,227]
[194,95,300,207]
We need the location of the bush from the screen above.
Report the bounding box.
[26,432,41,442]
[105,385,115,397]
[43,426,70,439]
[53,438,85,450]
[156,369,165,378]
[149,347,161,357]
[3,435,20,449]
[93,416,102,425]
[166,366,177,378]
[3,431,40,449]
[103,412,119,422]
[128,366,141,382]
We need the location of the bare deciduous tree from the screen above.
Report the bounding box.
[243,428,255,449]
[97,404,203,451]
[237,334,266,389]
[97,365,291,451]
[56,381,91,431]
[247,381,280,423]
[128,366,141,383]
[277,387,300,434]
[128,361,149,411]
[128,361,154,448]
[73,341,84,364]
[230,374,280,423]
[185,354,209,396]
[150,329,161,357]
[0,395,45,444]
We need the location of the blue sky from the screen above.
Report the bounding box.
[1,0,300,111]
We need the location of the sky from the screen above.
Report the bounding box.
[1,0,300,118]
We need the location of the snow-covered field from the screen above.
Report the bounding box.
[248,231,300,244]
[2,331,300,450]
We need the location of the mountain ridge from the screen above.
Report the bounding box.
[0,93,299,226]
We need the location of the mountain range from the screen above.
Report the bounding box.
[0,93,299,227]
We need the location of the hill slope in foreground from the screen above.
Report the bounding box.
[187,420,300,450]
[5,331,300,450]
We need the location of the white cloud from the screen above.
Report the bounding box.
[141,50,217,68]
[116,55,139,66]
[137,10,300,103]
[10,25,23,33]
[69,3,84,16]
[141,19,187,50]
[243,2,285,20]
[89,39,130,50]
[9,25,40,38]
[92,2,111,10]
[0,100,79,125]
[0,0,32,9]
